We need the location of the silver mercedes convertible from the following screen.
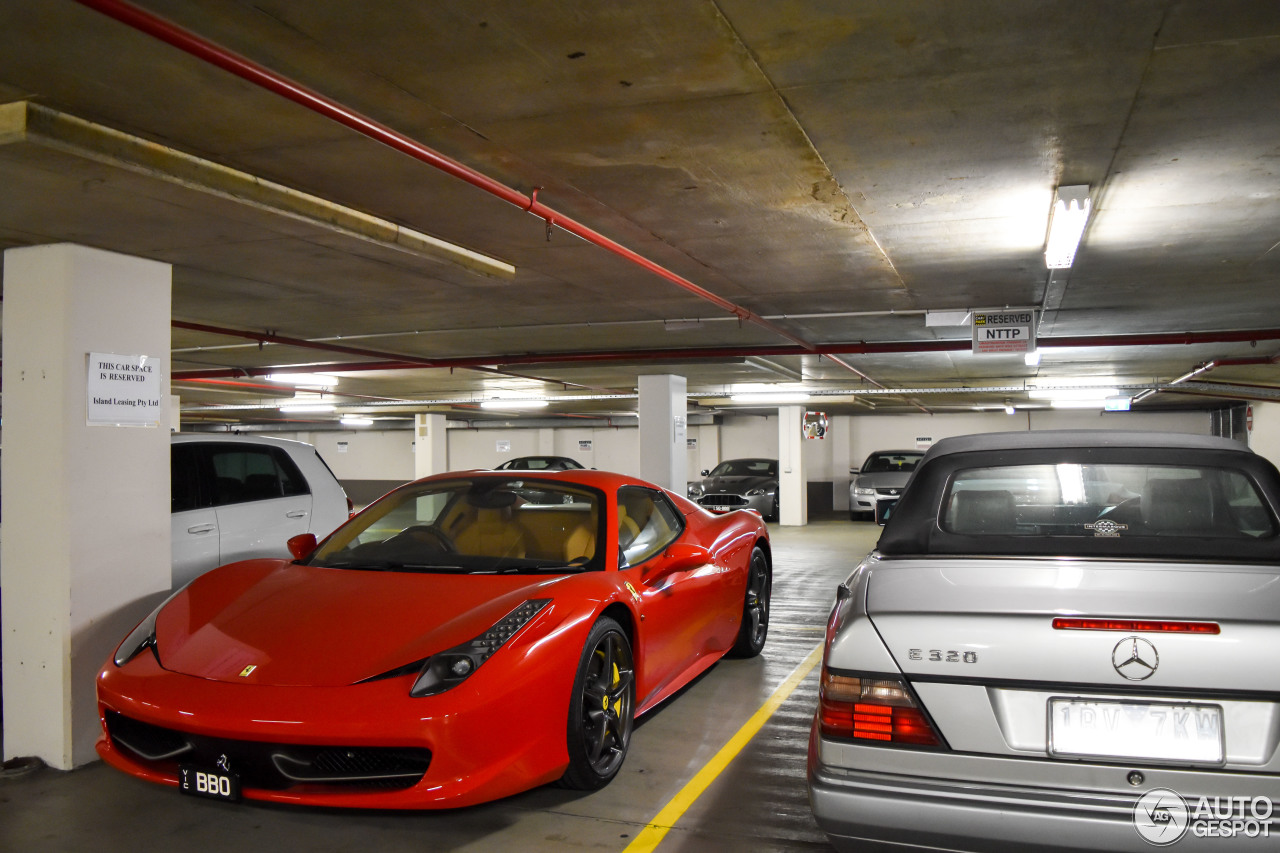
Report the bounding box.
[809,431,1279,851]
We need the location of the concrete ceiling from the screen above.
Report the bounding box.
[1,0,1278,427]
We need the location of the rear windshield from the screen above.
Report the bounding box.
[942,463,1277,540]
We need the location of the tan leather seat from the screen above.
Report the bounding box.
[563,523,596,563]
[452,507,530,558]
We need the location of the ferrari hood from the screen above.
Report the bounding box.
[153,561,570,687]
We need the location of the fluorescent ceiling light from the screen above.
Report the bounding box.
[1024,349,1042,366]
[1028,387,1119,401]
[1050,398,1112,409]
[340,415,373,426]
[266,373,340,388]
[1004,400,1016,415]
[729,392,811,404]
[925,309,973,327]
[1044,185,1091,269]
[1104,396,1133,412]
[480,399,549,409]
[279,402,336,413]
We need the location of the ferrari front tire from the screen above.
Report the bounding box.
[727,546,770,658]
[559,616,635,790]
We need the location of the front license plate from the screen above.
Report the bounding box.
[1049,699,1224,764]
[178,764,242,802]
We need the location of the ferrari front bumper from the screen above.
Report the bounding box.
[96,647,574,809]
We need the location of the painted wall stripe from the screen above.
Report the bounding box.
[622,643,824,852]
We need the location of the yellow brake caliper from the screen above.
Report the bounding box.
[596,651,623,717]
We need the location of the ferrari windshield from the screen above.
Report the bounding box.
[309,477,603,573]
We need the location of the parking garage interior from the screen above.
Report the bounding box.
[3,1,1280,850]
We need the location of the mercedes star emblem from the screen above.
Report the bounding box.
[1112,636,1159,681]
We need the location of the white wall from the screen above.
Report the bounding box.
[687,423,719,477]
[299,429,416,481]
[721,414,778,460]
[265,406,1223,497]
[848,408,1211,468]
[448,427,540,470]
[1247,402,1280,468]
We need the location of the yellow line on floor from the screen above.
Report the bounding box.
[622,643,824,853]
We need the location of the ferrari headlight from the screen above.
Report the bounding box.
[410,599,551,697]
[113,589,183,667]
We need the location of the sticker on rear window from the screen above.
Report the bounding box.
[1085,520,1128,538]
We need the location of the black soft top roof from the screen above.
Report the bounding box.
[919,430,1249,459]
[876,432,1280,562]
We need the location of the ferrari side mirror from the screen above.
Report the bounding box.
[659,542,711,573]
[287,533,318,560]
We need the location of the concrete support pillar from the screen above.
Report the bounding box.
[414,413,448,479]
[778,405,808,525]
[638,374,687,492]
[2,244,171,769]
[832,415,853,512]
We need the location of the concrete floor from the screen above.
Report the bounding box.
[1,521,880,853]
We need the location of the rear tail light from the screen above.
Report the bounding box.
[819,669,942,747]
[1052,617,1220,634]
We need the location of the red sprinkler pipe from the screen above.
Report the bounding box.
[77,0,823,357]
[169,326,1280,382]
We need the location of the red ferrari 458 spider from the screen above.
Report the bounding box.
[96,469,771,808]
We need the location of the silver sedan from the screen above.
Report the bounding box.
[809,430,1280,851]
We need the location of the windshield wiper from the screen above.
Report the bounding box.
[318,559,462,572]
[491,563,590,574]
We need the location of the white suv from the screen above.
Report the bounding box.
[171,434,350,588]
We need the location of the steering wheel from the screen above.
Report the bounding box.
[391,524,456,553]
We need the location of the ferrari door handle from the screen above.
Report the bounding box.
[186,523,216,534]
[285,510,307,519]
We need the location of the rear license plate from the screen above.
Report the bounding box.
[1049,699,1223,764]
[178,764,242,802]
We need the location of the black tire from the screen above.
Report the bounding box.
[559,616,635,790]
[727,546,770,658]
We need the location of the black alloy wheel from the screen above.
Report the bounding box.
[559,616,635,790]
[728,546,770,658]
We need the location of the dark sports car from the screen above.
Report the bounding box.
[97,470,771,809]
[687,458,779,521]
[493,455,585,471]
